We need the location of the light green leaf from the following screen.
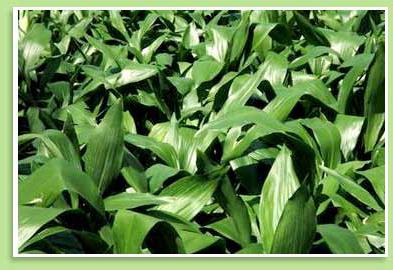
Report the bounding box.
[206,217,241,244]
[167,76,194,95]
[112,210,183,254]
[20,23,51,73]
[337,53,374,113]
[191,59,223,86]
[334,114,364,160]
[106,62,158,88]
[206,26,230,63]
[259,145,300,252]
[179,230,221,254]
[237,243,264,254]
[289,46,338,69]
[146,164,179,193]
[229,11,250,62]
[125,133,179,169]
[319,28,365,60]
[121,166,148,193]
[320,165,382,211]
[19,226,67,252]
[301,118,341,169]
[264,80,338,121]
[220,52,287,115]
[183,22,199,49]
[19,158,104,215]
[156,175,219,220]
[83,100,124,194]
[197,106,289,140]
[19,129,81,170]
[357,166,385,203]
[104,192,173,211]
[18,206,68,248]
[109,11,129,39]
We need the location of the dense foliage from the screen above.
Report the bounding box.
[18,10,385,254]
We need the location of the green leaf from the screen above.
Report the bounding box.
[320,165,382,211]
[220,52,287,115]
[263,80,338,121]
[106,62,159,88]
[357,166,385,203]
[183,22,199,49]
[364,43,385,152]
[237,243,264,254]
[206,26,230,63]
[318,224,364,254]
[179,230,221,254]
[19,226,67,252]
[18,206,67,248]
[197,106,289,140]
[146,164,179,193]
[270,186,316,254]
[259,145,300,252]
[85,35,123,69]
[148,120,198,173]
[112,210,158,254]
[83,100,124,194]
[55,102,97,144]
[167,76,194,95]
[229,11,250,62]
[301,118,341,169]
[293,11,330,46]
[206,217,242,244]
[121,166,148,193]
[19,129,81,170]
[289,46,338,69]
[156,175,219,220]
[109,11,129,39]
[112,210,183,254]
[196,106,291,161]
[20,23,51,73]
[334,114,364,160]
[47,81,70,106]
[321,160,369,198]
[191,59,223,86]
[19,158,104,215]
[123,111,137,134]
[112,210,154,253]
[129,13,158,51]
[337,53,374,113]
[252,23,292,57]
[124,133,179,169]
[319,28,365,60]
[214,177,251,247]
[25,107,44,133]
[142,35,167,63]
[104,192,173,211]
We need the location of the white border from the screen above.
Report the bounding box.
[12,6,389,258]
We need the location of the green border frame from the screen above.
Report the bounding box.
[1,0,391,268]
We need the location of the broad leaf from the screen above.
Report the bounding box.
[318,224,364,254]
[18,206,67,248]
[19,158,104,215]
[156,175,219,220]
[259,145,300,252]
[83,100,124,193]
